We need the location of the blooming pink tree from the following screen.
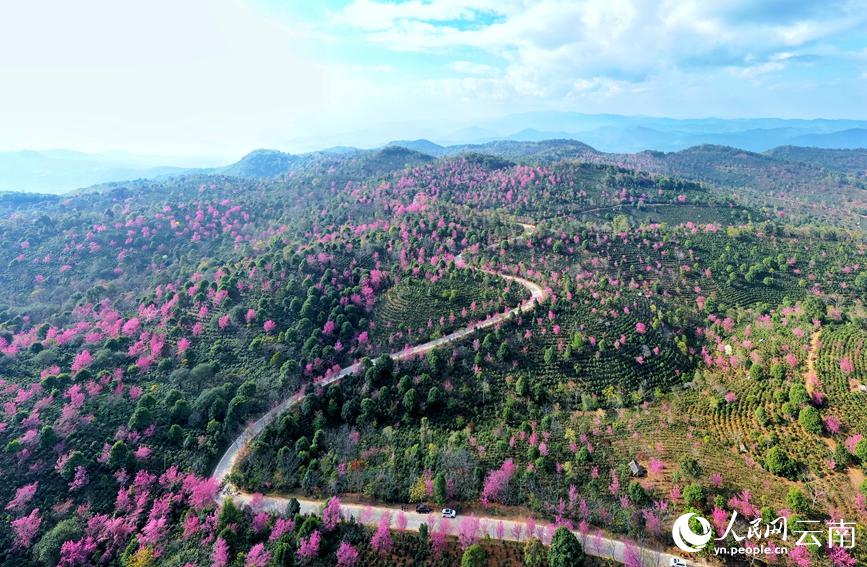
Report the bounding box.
[457,515,481,549]
[296,530,321,563]
[335,541,359,566]
[185,475,220,510]
[177,337,190,356]
[269,517,294,542]
[71,350,93,372]
[623,541,642,567]
[840,357,854,375]
[431,522,447,557]
[829,547,856,567]
[245,543,271,567]
[10,508,42,548]
[69,466,89,491]
[787,545,811,566]
[59,538,96,566]
[396,510,408,532]
[321,497,342,531]
[370,513,393,555]
[212,537,229,567]
[263,320,277,333]
[6,482,38,512]
[481,459,515,506]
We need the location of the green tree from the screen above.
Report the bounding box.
[34,518,82,566]
[272,541,295,566]
[108,440,131,469]
[786,488,810,514]
[461,544,486,567]
[166,424,184,445]
[548,527,585,567]
[496,342,511,361]
[403,388,419,414]
[417,522,430,550]
[611,214,631,233]
[683,482,706,508]
[170,399,190,423]
[427,386,441,407]
[433,473,447,504]
[679,457,702,478]
[515,376,528,397]
[769,363,786,381]
[627,481,648,504]
[802,296,825,322]
[127,405,152,431]
[798,406,823,435]
[749,363,765,381]
[523,538,547,567]
[39,425,57,449]
[789,384,810,406]
[765,446,797,478]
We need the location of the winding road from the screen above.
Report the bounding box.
[211,223,704,567]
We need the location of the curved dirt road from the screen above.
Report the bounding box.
[211,271,545,487]
[211,224,702,566]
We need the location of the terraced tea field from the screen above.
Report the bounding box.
[369,269,528,348]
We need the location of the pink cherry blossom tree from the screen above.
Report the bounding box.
[370,513,392,555]
[10,508,42,548]
[297,530,321,563]
[212,537,229,567]
[245,543,271,567]
[481,458,515,506]
[321,497,342,531]
[6,482,38,512]
[335,541,359,566]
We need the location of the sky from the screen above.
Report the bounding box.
[1,0,866,157]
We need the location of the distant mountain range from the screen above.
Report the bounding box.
[219,139,867,206]
[3,112,867,193]
[0,149,227,194]
[454,112,867,153]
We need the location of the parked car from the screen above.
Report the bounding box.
[441,508,457,518]
[415,504,432,514]
[670,558,688,567]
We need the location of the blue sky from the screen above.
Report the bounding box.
[1,0,866,156]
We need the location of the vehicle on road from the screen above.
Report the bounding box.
[441,508,457,518]
[670,558,688,567]
[415,504,432,514]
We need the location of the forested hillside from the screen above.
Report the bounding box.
[0,142,865,567]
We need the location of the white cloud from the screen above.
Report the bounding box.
[335,0,867,97]
[448,61,496,74]
[330,0,506,31]
[2,0,865,155]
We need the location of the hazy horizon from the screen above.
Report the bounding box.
[3,110,867,158]
[2,0,867,157]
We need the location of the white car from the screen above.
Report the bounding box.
[670,558,688,567]
[441,508,457,518]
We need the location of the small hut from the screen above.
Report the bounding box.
[628,459,646,477]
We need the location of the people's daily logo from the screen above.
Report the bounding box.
[672,513,713,553]
[671,510,857,558]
